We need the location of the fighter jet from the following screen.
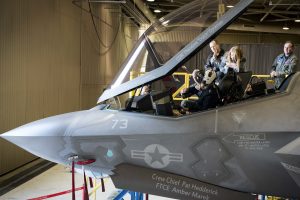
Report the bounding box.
[2,0,300,199]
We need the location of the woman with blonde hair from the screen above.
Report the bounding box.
[223,46,246,73]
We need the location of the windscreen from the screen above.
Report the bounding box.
[109,0,240,89]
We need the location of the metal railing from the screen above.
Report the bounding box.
[128,71,274,100]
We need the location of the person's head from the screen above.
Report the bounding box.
[141,84,151,95]
[283,41,294,57]
[192,69,204,84]
[209,40,221,55]
[228,46,243,62]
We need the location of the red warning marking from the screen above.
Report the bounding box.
[76,159,96,165]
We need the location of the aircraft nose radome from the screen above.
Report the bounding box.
[0,111,86,163]
[1,111,79,137]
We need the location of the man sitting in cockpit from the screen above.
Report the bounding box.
[180,69,219,113]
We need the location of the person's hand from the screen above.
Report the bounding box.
[181,65,188,72]
[195,83,204,90]
[180,88,187,95]
[213,51,219,58]
[227,62,236,69]
[270,70,276,78]
[192,69,202,84]
[225,62,231,68]
[245,84,252,92]
[192,69,199,79]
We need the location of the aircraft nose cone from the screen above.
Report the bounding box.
[1,111,84,163]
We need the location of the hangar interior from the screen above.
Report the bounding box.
[0,0,299,199]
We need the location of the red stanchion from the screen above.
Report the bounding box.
[30,157,98,200]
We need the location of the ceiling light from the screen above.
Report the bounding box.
[282,25,290,30]
[295,19,300,23]
[162,20,169,26]
[154,9,161,13]
[226,5,234,8]
[282,22,290,30]
[147,0,154,2]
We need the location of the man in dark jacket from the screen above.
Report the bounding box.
[180,69,219,112]
[191,40,226,84]
[204,40,226,80]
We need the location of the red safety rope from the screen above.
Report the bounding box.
[28,186,84,200]
[30,158,99,200]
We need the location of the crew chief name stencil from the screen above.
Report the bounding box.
[131,144,183,168]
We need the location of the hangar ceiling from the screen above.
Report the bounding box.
[81,0,300,33]
[142,0,300,32]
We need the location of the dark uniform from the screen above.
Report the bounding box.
[181,84,219,112]
[204,49,226,80]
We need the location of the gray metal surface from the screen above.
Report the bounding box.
[2,74,300,198]
[2,0,300,199]
[111,164,255,200]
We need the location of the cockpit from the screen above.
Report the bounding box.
[97,0,299,117]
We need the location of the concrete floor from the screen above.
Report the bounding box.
[0,164,175,200]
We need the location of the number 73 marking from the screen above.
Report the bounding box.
[112,119,128,129]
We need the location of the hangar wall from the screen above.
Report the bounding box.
[153,30,299,74]
[0,0,82,176]
[218,32,300,44]
[80,2,139,109]
[0,0,138,175]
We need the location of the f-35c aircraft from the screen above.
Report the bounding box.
[2,0,300,199]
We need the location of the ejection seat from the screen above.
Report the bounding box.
[151,89,174,116]
[125,88,174,116]
[217,71,252,105]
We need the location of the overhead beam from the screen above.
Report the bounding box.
[260,0,282,22]
[269,1,300,6]
[88,0,126,3]
[246,9,300,15]
[132,0,156,24]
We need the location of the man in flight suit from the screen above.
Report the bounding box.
[270,41,298,89]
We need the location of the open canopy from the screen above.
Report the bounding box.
[98,0,254,103]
